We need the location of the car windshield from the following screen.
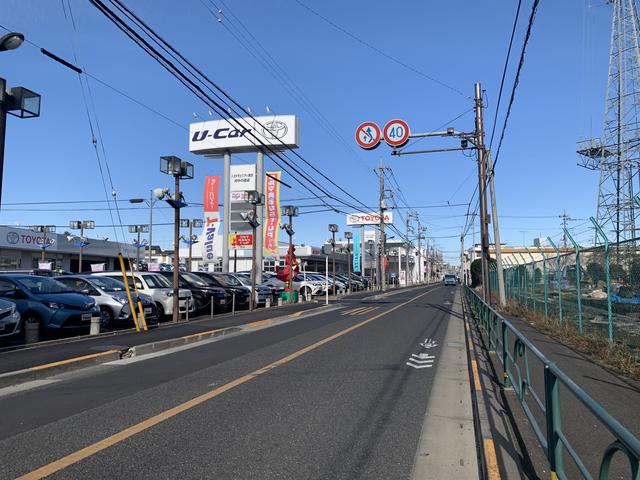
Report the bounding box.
[17,276,74,294]
[445,275,455,280]
[221,274,242,286]
[211,275,231,287]
[234,276,251,286]
[182,272,208,287]
[143,274,172,288]
[196,274,221,287]
[87,276,125,292]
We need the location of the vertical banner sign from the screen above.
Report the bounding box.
[353,232,361,273]
[264,171,281,258]
[202,176,220,264]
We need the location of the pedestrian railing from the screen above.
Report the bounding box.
[465,286,640,480]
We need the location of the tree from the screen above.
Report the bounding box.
[586,262,604,285]
[470,258,496,287]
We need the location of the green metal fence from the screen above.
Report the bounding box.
[490,233,640,356]
[465,286,640,479]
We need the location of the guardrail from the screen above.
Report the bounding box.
[464,286,640,480]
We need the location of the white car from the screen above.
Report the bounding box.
[91,271,194,317]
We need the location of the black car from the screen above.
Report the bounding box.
[157,272,230,312]
[193,272,251,310]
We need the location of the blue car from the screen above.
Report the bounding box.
[0,275,99,331]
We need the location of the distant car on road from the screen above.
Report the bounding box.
[0,275,99,331]
[444,274,457,286]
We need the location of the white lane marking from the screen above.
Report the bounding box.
[0,379,58,398]
[408,358,434,365]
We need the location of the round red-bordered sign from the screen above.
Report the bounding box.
[355,121,381,150]
[383,119,410,148]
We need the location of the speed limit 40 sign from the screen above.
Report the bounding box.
[383,119,410,148]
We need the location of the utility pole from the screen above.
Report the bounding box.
[488,152,506,306]
[417,224,425,284]
[378,161,387,291]
[460,234,465,285]
[474,82,491,301]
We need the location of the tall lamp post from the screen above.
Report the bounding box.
[281,205,299,301]
[32,225,55,264]
[69,220,94,272]
[129,225,149,270]
[328,224,338,295]
[129,190,161,266]
[240,190,262,311]
[180,219,203,271]
[0,32,41,211]
[344,231,353,294]
[159,156,193,323]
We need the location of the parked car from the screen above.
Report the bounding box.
[217,273,271,306]
[236,272,282,303]
[56,275,160,328]
[157,271,230,312]
[192,272,250,310]
[444,274,457,286]
[0,298,20,339]
[0,275,99,331]
[91,271,193,318]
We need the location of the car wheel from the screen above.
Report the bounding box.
[302,287,312,300]
[156,302,167,319]
[99,307,114,328]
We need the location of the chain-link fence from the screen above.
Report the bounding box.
[490,238,640,356]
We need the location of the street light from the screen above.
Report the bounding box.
[180,218,203,271]
[69,220,94,272]
[0,33,41,210]
[344,231,353,293]
[241,190,262,311]
[159,156,193,323]
[129,190,162,266]
[281,205,299,301]
[129,225,149,270]
[32,225,56,263]
[328,224,338,295]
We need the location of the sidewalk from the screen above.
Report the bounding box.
[466,298,640,479]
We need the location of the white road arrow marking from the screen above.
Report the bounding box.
[408,358,434,365]
[420,341,438,349]
[411,353,436,360]
[406,362,433,369]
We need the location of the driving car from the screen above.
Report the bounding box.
[0,298,20,339]
[91,271,193,318]
[56,275,159,328]
[0,275,99,331]
[444,274,457,286]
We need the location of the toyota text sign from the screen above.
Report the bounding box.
[189,115,299,155]
[346,212,393,226]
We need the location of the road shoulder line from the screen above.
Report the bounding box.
[411,289,479,480]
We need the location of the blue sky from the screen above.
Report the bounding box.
[1,0,613,262]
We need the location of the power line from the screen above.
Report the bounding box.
[291,0,467,97]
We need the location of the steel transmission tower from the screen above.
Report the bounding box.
[577,0,640,245]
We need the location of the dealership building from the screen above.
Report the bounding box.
[0,226,137,272]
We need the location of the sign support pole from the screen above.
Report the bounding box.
[256,150,264,284]
[222,150,231,273]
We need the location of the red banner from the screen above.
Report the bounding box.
[203,176,220,212]
[229,234,253,248]
[264,171,281,258]
[202,176,221,264]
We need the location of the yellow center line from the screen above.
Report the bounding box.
[17,288,436,480]
[29,350,120,372]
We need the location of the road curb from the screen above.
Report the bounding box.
[0,349,122,389]
[461,292,501,480]
[126,326,243,357]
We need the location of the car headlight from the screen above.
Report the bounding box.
[44,301,62,309]
[165,291,174,297]
[112,296,127,305]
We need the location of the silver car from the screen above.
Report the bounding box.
[91,272,194,317]
[223,273,271,305]
[0,298,20,338]
[57,275,160,328]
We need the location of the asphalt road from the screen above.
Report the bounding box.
[0,284,469,480]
